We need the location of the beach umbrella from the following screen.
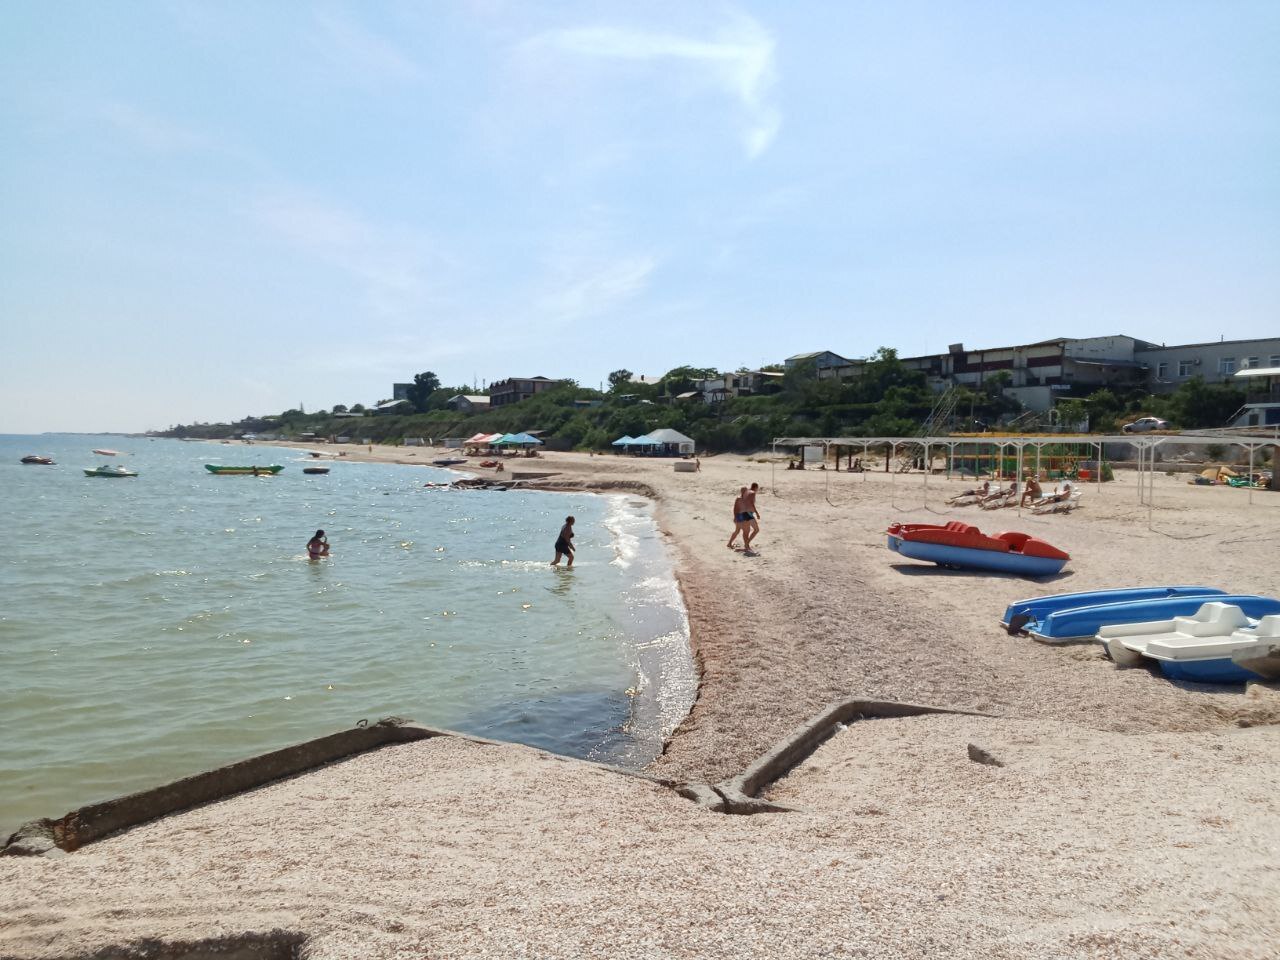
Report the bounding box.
[612,436,634,446]
[513,432,543,445]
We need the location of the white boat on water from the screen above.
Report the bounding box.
[92,448,121,456]
[84,464,138,478]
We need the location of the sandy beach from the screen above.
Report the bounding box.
[4,444,1279,959]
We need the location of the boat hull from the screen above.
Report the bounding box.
[1035,595,1280,645]
[205,465,284,475]
[1001,587,1225,630]
[1156,658,1262,684]
[84,469,137,477]
[302,467,330,475]
[886,535,1067,577]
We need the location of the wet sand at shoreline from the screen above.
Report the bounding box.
[4,443,1279,958]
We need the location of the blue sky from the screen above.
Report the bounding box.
[2,1,1277,432]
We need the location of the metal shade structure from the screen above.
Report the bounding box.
[612,435,635,446]
[771,429,1279,527]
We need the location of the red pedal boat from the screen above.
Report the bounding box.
[886,521,1069,577]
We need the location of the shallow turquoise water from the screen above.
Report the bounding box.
[0,436,693,830]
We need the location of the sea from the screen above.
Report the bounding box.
[0,435,695,831]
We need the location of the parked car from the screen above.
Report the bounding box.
[1122,416,1169,433]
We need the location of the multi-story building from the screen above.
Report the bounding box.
[897,336,1148,411]
[1135,337,1280,393]
[488,376,565,407]
[392,382,413,402]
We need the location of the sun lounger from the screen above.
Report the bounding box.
[1031,493,1082,515]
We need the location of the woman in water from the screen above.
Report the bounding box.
[551,516,575,567]
[307,529,330,560]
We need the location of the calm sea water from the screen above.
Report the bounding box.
[0,435,694,830]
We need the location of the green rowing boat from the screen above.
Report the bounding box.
[204,464,284,475]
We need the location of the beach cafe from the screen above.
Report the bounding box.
[612,429,695,457]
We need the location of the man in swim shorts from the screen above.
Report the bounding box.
[743,482,762,552]
[552,516,575,567]
[728,487,748,549]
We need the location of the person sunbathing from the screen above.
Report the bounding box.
[1032,482,1074,507]
[946,480,991,506]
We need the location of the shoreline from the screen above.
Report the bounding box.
[6,439,1280,957]
[257,439,1280,781]
[255,439,710,770]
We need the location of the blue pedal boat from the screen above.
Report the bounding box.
[1000,587,1226,637]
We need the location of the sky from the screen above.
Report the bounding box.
[2,1,1277,433]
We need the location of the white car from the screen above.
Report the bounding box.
[1122,417,1169,433]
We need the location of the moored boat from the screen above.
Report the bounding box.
[84,465,138,477]
[21,455,55,465]
[204,464,284,475]
[302,466,330,475]
[433,457,468,467]
[1025,593,1280,644]
[886,521,1069,577]
[92,448,121,456]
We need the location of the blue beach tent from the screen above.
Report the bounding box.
[612,435,635,446]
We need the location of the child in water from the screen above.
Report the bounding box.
[307,529,330,560]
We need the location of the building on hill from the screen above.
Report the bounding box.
[785,350,852,370]
[374,399,413,415]
[1136,337,1280,393]
[447,395,491,413]
[488,376,566,407]
[693,370,786,403]
[392,383,413,402]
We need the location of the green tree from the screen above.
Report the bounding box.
[332,404,348,413]
[406,371,441,412]
[350,403,366,414]
[607,369,634,390]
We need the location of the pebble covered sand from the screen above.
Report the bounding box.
[4,447,1279,958]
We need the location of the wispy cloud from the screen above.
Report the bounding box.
[528,12,780,157]
[252,192,436,318]
[536,253,657,325]
[100,102,213,153]
[311,8,423,83]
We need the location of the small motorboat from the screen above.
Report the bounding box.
[1099,603,1280,683]
[433,457,468,467]
[1015,593,1280,644]
[84,465,138,477]
[204,464,284,475]
[1000,586,1227,637]
[303,466,330,475]
[21,455,55,465]
[92,448,121,456]
[886,521,1069,577]
[479,460,499,468]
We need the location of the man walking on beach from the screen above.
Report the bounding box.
[743,482,762,552]
[727,487,748,550]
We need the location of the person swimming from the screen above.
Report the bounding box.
[307,529,330,560]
